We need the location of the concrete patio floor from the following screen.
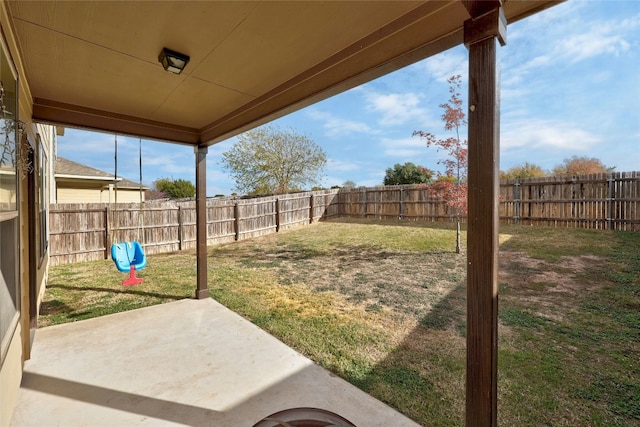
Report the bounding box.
[10,298,420,426]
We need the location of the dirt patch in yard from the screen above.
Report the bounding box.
[499,252,607,322]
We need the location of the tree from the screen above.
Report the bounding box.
[152,177,195,199]
[383,162,433,185]
[221,125,327,195]
[500,162,548,180]
[413,75,467,253]
[552,155,613,176]
[342,180,357,189]
[145,188,166,200]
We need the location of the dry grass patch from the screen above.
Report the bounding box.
[499,252,607,322]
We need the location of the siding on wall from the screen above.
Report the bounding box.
[56,188,103,204]
[0,180,16,206]
[56,187,142,204]
[110,191,145,204]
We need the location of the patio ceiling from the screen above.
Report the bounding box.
[7,0,557,146]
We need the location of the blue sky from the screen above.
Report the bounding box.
[58,1,640,197]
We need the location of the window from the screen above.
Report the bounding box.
[0,53,17,213]
[0,35,19,361]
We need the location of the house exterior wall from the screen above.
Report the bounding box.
[56,185,143,204]
[0,171,17,205]
[0,323,22,427]
[57,186,106,204]
[0,1,50,425]
[1,2,23,423]
[112,189,146,204]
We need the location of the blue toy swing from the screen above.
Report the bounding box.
[110,135,147,286]
[111,241,146,286]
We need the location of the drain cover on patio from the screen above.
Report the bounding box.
[253,407,357,427]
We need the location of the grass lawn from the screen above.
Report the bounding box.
[42,218,640,426]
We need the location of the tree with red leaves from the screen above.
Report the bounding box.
[413,75,467,253]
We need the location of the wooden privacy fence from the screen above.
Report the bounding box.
[335,185,456,221]
[336,172,639,230]
[499,172,639,229]
[49,172,639,265]
[49,190,340,266]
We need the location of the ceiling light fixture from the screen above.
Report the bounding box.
[158,48,190,74]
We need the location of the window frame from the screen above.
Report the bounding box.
[0,29,20,363]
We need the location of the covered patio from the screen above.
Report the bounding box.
[2,1,561,426]
[11,298,419,426]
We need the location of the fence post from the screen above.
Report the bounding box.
[607,173,614,230]
[320,193,330,219]
[177,205,183,250]
[309,194,314,224]
[275,198,280,232]
[104,206,110,260]
[571,176,577,227]
[399,187,404,219]
[514,180,520,225]
[362,187,367,217]
[234,202,240,240]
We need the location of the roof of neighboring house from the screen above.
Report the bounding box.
[55,157,148,189]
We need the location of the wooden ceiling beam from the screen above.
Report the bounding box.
[462,0,501,18]
[33,98,200,145]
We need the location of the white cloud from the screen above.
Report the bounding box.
[510,54,553,77]
[507,7,639,78]
[422,50,468,83]
[306,109,375,137]
[502,118,601,151]
[143,152,194,176]
[511,1,584,37]
[363,91,430,126]
[57,129,115,157]
[500,85,530,103]
[559,27,632,63]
